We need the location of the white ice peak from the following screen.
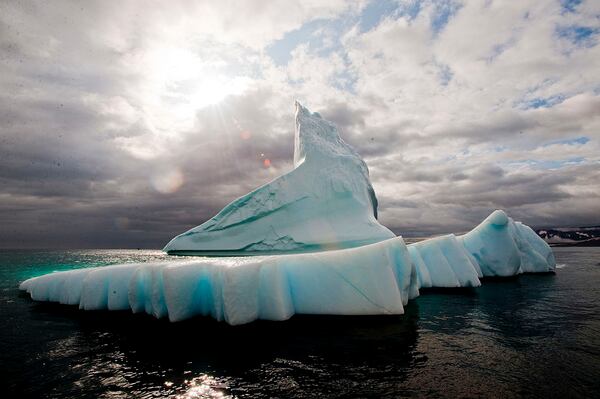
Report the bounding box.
[162,102,394,254]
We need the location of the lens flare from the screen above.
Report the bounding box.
[240,130,251,140]
[114,217,130,230]
[152,168,184,194]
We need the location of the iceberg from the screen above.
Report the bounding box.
[19,209,555,325]
[19,103,556,325]
[163,101,395,255]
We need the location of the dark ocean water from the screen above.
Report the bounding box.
[1,248,599,398]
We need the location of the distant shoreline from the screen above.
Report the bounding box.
[548,239,600,247]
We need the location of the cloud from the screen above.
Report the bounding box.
[0,0,599,248]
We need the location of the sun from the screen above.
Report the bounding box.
[143,47,250,132]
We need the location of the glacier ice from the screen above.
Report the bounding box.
[19,103,556,325]
[20,210,555,325]
[163,101,395,255]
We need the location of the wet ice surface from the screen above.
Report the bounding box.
[2,247,600,398]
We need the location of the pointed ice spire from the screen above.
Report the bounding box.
[163,102,395,255]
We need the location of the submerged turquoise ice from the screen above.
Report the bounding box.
[19,103,555,325]
[19,210,555,325]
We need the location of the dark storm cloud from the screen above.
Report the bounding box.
[376,160,599,236]
[0,63,300,247]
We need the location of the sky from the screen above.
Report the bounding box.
[1,0,599,249]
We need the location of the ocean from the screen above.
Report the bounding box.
[1,247,599,398]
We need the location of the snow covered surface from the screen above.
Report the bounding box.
[20,211,555,325]
[163,101,395,255]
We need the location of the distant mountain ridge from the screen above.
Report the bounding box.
[536,226,600,246]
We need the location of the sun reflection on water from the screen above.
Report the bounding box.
[175,374,231,399]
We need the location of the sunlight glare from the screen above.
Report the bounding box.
[146,47,250,129]
[176,374,230,399]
